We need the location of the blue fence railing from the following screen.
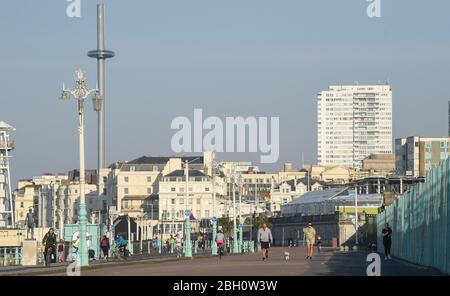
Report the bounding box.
[0,247,22,266]
[377,158,450,274]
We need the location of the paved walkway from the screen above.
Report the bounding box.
[32,247,445,276]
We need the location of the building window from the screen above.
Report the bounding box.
[180,187,184,192]
[197,199,201,205]
[171,199,175,205]
[171,187,176,192]
[74,189,78,194]
[205,187,210,192]
[147,176,151,182]
[130,166,136,172]
[124,176,129,183]
[20,202,24,208]
[103,176,107,183]
[147,188,152,194]
[124,188,129,194]
[189,187,193,192]
[103,188,107,195]
[153,166,158,172]
[123,201,129,209]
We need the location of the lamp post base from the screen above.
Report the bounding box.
[78,203,89,267]
[233,226,238,254]
[185,217,192,257]
[211,221,217,256]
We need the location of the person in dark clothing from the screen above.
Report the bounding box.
[42,228,57,265]
[100,235,110,261]
[382,223,392,260]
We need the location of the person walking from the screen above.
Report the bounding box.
[257,223,273,261]
[57,239,65,263]
[305,223,316,260]
[316,236,322,254]
[169,235,176,254]
[382,223,392,260]
[175,234,183,258]
[100,235,110,262]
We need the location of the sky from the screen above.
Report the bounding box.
[1,0,450,187]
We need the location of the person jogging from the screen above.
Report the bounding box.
[257,223,273,261]
[305,223,316,260]
[382,223,392,260]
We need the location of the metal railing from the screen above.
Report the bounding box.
[0,247,22,266]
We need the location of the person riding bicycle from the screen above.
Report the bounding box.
[115,234,128,259]
[215,228,225,256]
[42,228,57,266]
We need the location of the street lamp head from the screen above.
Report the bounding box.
[92,90,102,112]
[59,89,70,101]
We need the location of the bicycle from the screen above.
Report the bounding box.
[217,242,225,260]
[44,245,55,267]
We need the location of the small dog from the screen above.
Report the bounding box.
[284,251,290,261]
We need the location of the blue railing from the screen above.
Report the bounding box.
[0,247,22,266]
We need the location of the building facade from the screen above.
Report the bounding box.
[395,136,450,177]
[317,85,393,169]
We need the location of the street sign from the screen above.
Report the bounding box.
[211,216,217,223]
[184,209,190,217]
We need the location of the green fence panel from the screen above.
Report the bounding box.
[377,158,450,274]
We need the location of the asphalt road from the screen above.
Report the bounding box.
[47,247,444,276]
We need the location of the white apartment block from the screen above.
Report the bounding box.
[158,169,227,234]
[14,174,99,237]
[103,152,214,219]
[317,84,393,169]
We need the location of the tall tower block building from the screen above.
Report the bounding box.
[317,85,393,169]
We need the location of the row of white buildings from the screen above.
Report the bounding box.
[13,152,325,236]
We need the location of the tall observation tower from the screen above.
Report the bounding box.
[88,4,115,195]
[0,121,15,227]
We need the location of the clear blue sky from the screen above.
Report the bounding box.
[1,0,450,186]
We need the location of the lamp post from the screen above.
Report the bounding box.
[184,158,199,258]
[140,208,144,254]
[238,174,243,253]
[210,158,223,256]
[231,166,238,253]
[355,185,359,245]
[211,171,218,256]
[59,69,99,267]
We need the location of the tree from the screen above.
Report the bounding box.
[218,216,234,237]
[254,212,272,229]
